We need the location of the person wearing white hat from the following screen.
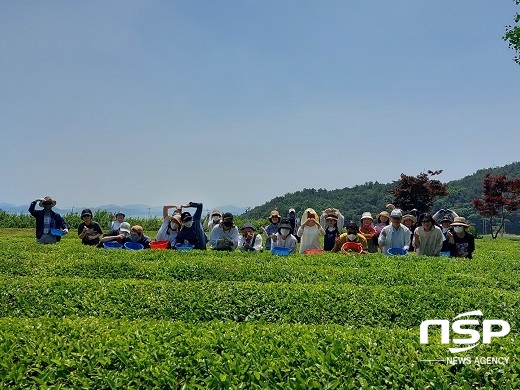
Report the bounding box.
[360,212,378,253]
[378,209,411,255]
[98,221,132,248]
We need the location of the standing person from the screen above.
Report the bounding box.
[209,212,239,251]
[156,205,182,247]
[78,209,103,246]
[123,225,152,249]
[28,196,69,244]
[412,213,443,256]
[271,219,298,254]
[176,202,208,249]
[448,217,475,259]
[359,212,377,253]
[287,208,300,242]
[297,208,325,254]
[203,209,222,234]
[401,214,417,251]
[378,209,411,255]
[332,222,368,253]
[238,222,263,252]
[374,210,391,252]
[261,209,281,251]
[322,212,342,251]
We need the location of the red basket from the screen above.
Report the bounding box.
[359,226,376,239]
[341,242,363,254]
[304,248,323,255]
[150,240,169,250]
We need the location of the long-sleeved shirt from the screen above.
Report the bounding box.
[238,233,263,252]
[271,233,298,254]
[209,224,239,250]
[297,224,325,253]
[378,224,411,255]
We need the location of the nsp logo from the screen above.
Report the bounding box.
[420,310,510,353]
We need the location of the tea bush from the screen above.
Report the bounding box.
[0,229,518,388]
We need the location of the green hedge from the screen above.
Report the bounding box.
[0,317,517,389]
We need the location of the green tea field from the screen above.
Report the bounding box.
[0,229,518,388]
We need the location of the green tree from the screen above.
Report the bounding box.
[504,0,520,65]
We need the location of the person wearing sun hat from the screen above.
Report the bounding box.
[238,222,263,252]
[297,208,325,253]
[203,209,222,233]
[108,211,126,231]
[28,196,69,244]
[261,208,282,250]
[271,218,298,254]
[359,212,378,253]
[174,202,208,249]
[320,209,344,251]
[98,221,132,248]
[287,208,300,240]
[401,214,417,251]
[447,216,475,259]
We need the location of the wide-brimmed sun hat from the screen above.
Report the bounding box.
[451,217,469,227]
[361,212,373,221]
[39,196,57,207]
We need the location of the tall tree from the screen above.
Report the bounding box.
[389,170,448,213]
[504,0,520,65]
[472,173,520,238]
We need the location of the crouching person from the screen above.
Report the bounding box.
[123,225,151,249]
[97,222,131,248]
[271,219,298,254]
[209,212,238,251]
[238,222,263,252]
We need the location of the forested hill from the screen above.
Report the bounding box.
[242,162,520,234]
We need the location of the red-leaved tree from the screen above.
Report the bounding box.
[472,173,520,238]
[389,170,449,213]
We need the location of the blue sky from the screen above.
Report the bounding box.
[1,1,519,212]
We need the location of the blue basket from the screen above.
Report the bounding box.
[387,247,408,256]
[439,251,450,257]
[50,228,65,237]
[124,242,144,250]
[176,244,195,251]
[103,241,122,250]
[272,246,292,256]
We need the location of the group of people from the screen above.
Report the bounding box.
[28,197,475,258]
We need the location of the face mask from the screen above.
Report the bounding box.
[454,226,464,234]
[184,221,193,228]
[169,222,179,231]
[280,228,291,236]
[223,221,233,228]
[130,234,139,242]
[347,234,357,241]
[212,216,220,223]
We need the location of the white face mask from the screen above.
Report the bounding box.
[347,234,357,241]
[184,221,193,228]
[169,222,179,231]
[280,228,291,236]
[212,216,220,223]
[454,226,464,234]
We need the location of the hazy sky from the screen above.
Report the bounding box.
[1,1,519,211]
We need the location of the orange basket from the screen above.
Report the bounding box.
[304,248,323,255]
[359,226,376,239]
[341,242,363,254]
[150,240,169,250]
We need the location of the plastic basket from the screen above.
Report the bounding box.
[341,242,363,254]
[304,248,323,255]
[103,241,122,250]
[387,247,408,256]
[439,251,450,257]
[50,228,65,237]
[124,242,144,250]
[176,244,194,251]
[150,240,169,250]
[272,246,291,256]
